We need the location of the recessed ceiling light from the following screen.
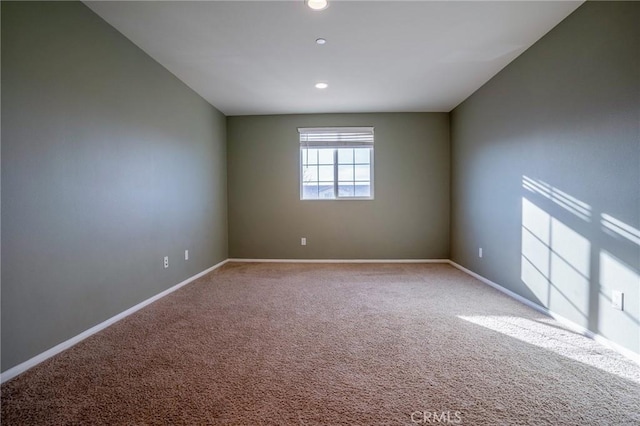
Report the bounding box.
[316,38,327,45]
[315,82,328,89]
[306,0,328,11]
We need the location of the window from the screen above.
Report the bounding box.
[299,127,374,200]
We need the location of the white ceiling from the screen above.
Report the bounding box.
[85,1,583,116]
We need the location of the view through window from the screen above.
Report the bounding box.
[299,127,374,200]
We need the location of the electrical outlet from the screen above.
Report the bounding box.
[612,290,624,311]
[479,248,483,258]
[163,256,169,269]
[185,250,189,260]
[301,237,307,246]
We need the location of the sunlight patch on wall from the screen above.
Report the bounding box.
[549,218,590,321]
[521,176,639,354]
[458,315,639,383]
[601,213,640,246]
[600,251,637,293]
[521,177,592,325]
[523,176,591,221]
[599,250,640,348]
[521,198,590,321]
[521,198,551,305]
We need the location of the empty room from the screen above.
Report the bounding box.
[1,0,638,424]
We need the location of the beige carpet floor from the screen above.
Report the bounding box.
[2,263,639,425]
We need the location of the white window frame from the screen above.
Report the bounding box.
[298,127,375,201]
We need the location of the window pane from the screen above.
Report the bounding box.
[354,165,370,181]
[354,148,370,164]
[319,165,334,181]
[302,148,318,165]
[302,165,318,183]
[300,132,373,201]
[355,183,371,197]
[338,183,354,197]
[303,183,319,199]
[338,148,354,164]
[318,148,334,165]
[338,165,354,181]
[319,183,335,199]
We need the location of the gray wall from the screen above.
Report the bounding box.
[451,2,639,354]
[1,1,228,372]
[228,113,450,259]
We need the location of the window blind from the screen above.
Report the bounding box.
[298,127,374,147]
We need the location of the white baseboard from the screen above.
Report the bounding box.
[448,260,640,365]
[227,258,449,264]
[1,259,230,384]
